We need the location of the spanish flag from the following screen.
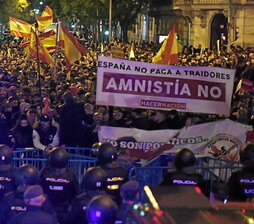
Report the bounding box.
[29,28,54,66]
[9,17,33,38]
[20,30,56,53]
[39,30,56,52]
[152,24,179,65]
[58,22,87,67]
[36,5,53,32]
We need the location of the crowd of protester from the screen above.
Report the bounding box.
[0,36,254,222]
[1,38,254,150]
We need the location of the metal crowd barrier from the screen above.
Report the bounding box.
[15,147,94,159]
[13,148,97,184]
[128,156,242,195]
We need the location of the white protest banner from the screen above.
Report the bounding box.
[98,120,251,161]
[96,56,235,115]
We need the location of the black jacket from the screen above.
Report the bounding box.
[12,126,34,148]
[228,167,254,201]
[0,188,54,224]
[160,169,205,193]
[59,102,85,146]
[8,205,58,224]
[0,166,18,200]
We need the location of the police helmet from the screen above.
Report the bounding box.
[97,142,118,165]
[92,142,103,157]
[15,164,39,186]
[81,167,107,191]
[0,144,12,165]
[86,195,118,224]
[49,147,69,169]
[240,144,254,167]
[174,148,196,170]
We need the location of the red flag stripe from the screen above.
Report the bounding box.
[60,24,87,55]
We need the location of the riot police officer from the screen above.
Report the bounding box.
[95,142,128,204]
[40,147,78,224]
[228,144,254,201]
[160,148,204,192]
[68,167,108,224]
[8,185,58,224]
[86,195,118,224]
[0,164,54,224]
[0,144,17,201]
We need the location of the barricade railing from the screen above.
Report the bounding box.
[14,147,95,160]
[12,157,97,184]
[13,148,97,184]
[128,157,242,195]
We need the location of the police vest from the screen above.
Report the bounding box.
[40,167,77,207]
[0,167,17,200]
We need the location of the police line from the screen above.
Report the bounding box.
[96,56,235,115]
[98,119,251,161]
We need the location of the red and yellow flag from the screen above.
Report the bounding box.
[58,22,87,67]
[39,30,56,52]
[36,5,53,32]
[9,17,33,38]
[29,28,54,66]
[152,24,179,65]
[20,30,56,53]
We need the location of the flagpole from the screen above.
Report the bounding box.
[34,14,43,109]
[53,20,60,80]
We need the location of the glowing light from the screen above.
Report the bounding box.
[39,1,43,5]
[247,217,254,224]
[140,211,145,216]
[95,211,101,217]
[195,186,202,194]
[133,204,139,210]
[144,185,160,210]
[104,31,109,35]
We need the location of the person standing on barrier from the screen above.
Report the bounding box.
[96,142,128,204]
[39,147,78,224]
[0,164,54,224]
[8,185,58,224]
[33,114,59,152]
[160,148,205,192]
[86,195,118,224]
[0,144,17,201]
[228,144,254,201]
[68,167,108,224]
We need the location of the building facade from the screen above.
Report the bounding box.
[129,0,254,49]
